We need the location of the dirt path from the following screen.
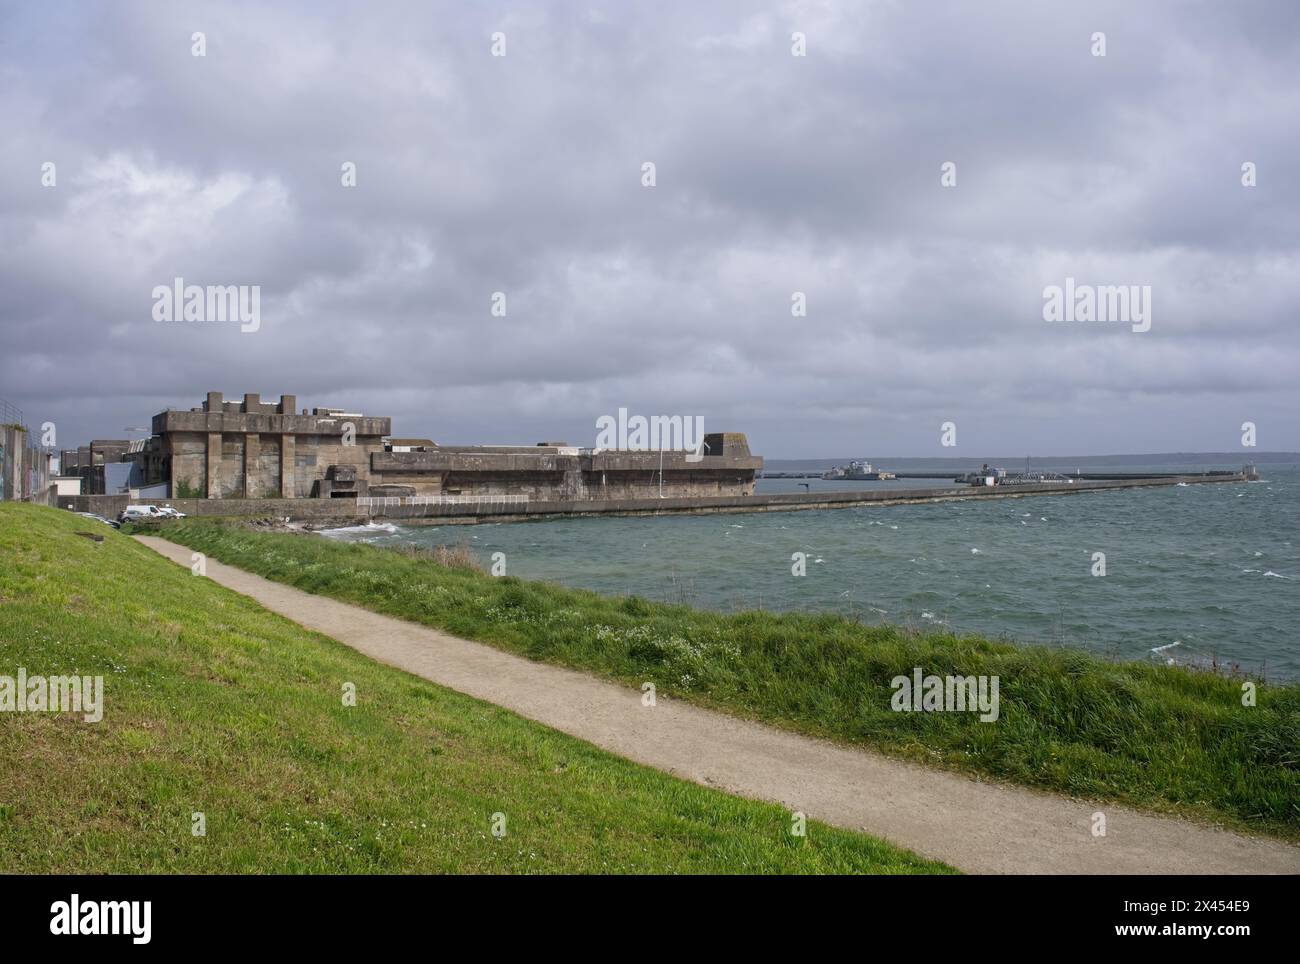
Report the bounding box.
[137,535,1300,875]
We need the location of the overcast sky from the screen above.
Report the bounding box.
[2,0,1297,459]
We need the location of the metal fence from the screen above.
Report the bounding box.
[356,494,530,510]
[0,397,28,432]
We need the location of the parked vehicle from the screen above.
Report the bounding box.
[75,511,121,529]
[118,504,165,523]
[155,506,187,518]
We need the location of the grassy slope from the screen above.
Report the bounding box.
[0,504,950,874]
[153,517,1300,838]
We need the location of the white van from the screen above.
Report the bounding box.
[119,505,165,523]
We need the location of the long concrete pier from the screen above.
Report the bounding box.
[63,471,1248,526]
[363,472,1248,525]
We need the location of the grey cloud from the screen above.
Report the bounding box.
[1,0,1297,458]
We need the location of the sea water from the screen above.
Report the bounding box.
[321,461,1299,678]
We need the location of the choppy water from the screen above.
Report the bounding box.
[322,461,1300,679]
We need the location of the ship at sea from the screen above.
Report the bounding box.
[822,459,896,481]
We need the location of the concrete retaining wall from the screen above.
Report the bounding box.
[1,425,52,503]
[57,494,367,522]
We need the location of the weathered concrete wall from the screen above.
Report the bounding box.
[371,442,763,500]
[154,408,391,439]
[587,470,756,499]
[59,494,130,516]
[58,494,369,521]
[221,433,245,498]
[0,426,23,501]
[254,434,281,498]
[151,392,392,500]
[167,432,208,498]
[1,426,53,503]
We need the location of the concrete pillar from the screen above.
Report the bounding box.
[244,433,259,497]
[206,391,222,413]
[280,434,295,498]
[206,432,221,498]
[3,429,16,501]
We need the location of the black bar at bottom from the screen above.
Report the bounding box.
[0,873,1288,949]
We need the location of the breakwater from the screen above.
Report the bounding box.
[353,472,1247,525]
[61,472,1247,525]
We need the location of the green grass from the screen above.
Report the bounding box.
[149,515,1300,839]
[0,503,951,873]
